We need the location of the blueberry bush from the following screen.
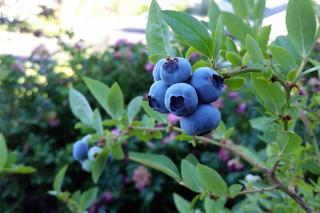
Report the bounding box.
[50,0,320,212]
[0,40,154,212]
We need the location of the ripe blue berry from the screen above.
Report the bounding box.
[148,81,169,113]
[88,146,102,161]
[72,139,89,161]
[180,104,221,136]
[190,67,224,103]
[164,83,198,116]
[160,57,192,85]
[152,59,165,82]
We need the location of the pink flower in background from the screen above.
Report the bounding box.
[115,39,127,48]
[236,102,247,113]
[49,112,60,128]
[111,128,121,137]
[155,122,165,128]
[189,52,200,61]
[74,40,84,51]
[88,202,100,213]
[299,87,308,96]
[218,148,230,162]
[132,166,152,190]
[228,91,239,100]
[49,117,60,128]
[212,99,224,109]
[227,158,244,171]
[125,47,133,60]
[308,77,318,86]
[162,132,177,144]
[167,113,179,125]
[102,191,112,204]
[144,62,154,73]
[124,175,131,184]
[147,141,156,148]
[308,77,320,92]
[114,51,121,59]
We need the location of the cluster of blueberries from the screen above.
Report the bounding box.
[72,135,103,170]
[148,57,224,136]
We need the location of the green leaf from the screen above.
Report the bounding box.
[301,65,320,77]
[222,12,253,44]
[204,197,227,213]
[253,0,265,28]
[250,116,275,131]
[79,187,98,212]
[231,0,248,19]
[208,1,221,31]
[5,151,17,167]
[276,131,302,155]
[252,78,285,113]
[213,121,226,140]
[274,35,301,63]
[70,190,81,203]
[304,159,320,175]
[287,70,298,82]
[69,88,93,127]
[146,0,174,56]
[173,193,193,213]
[192,60,210,71]
[269,45,297,72]
[212,16,223,61]
[129,152,181,181]
[141,101,167,123]
[53,165,68,193]
[286,0,317,56]
[161,10,213,57]
[224,77,246,90]
[127,96,143,123]
[107,82,124,119]
[262,66,273,80]
[229,184,243,198]
[0,134,8,172]
[92,148,109,183]
[184,154,199,166]
[181,159,202,193]
[148,54,167,64]
[197,164,228,196]
[111,143,124,160]
[92,109,103,134]
[246,35,265,66]
[226,37,238,53]
[236,145,266,168]
[2,165,36,174]
[83,77,110,114]
[226,52,242,66]
[257,25,271,48]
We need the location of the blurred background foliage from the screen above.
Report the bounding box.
[0,0,319,212]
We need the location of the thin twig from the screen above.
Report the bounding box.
[236,186,276,196]
[222,67,261,78]
[129,126,314,212]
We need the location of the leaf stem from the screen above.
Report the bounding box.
[295,57,308,82]
[222,67,261,78]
